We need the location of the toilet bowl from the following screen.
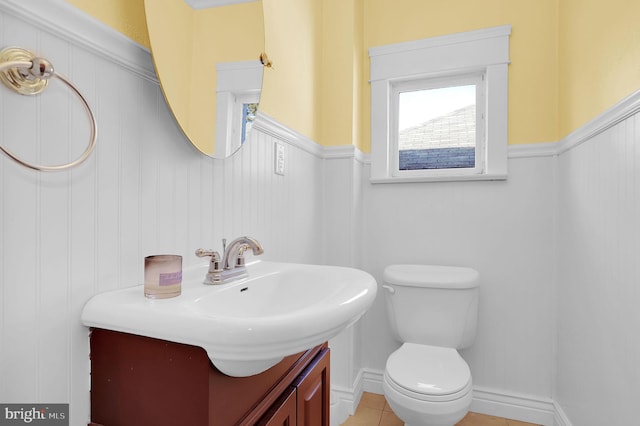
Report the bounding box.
[383,343,472,426]
[381,265,479,426]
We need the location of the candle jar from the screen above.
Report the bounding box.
[144,255,182,299]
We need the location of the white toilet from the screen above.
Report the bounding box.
[382,264,479,426]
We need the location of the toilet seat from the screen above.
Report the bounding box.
[385,343,472,402]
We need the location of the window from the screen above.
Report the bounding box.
[241,101,258,143]
[229,93,259,147]
[216,60,262,157]
[369,25,511,183]
[392,73,484,177]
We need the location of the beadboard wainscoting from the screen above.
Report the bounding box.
[556,100,640,426]
[352,153,558,426]
[0,3,324,424]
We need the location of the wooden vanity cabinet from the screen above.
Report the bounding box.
[292,346,330,426]
[255,344,330,426]
[256,387,296,426]
[88,328,329,426]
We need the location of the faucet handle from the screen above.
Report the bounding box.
[235,244,251,267]
[195,249,222,273]
[195,248,219,259]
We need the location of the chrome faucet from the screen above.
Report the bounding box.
[222,236,264,270]
[195,236,264,284]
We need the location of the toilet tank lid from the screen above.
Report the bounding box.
[384,265,479,289]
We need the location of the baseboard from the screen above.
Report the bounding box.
[333,368,573,426]
[360,367,385,394]
[329,368,369,426]
[552,401,573,426]
[471,386,557,426]
[330,385,358,426]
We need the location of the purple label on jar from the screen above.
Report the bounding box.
[159,271,182,286]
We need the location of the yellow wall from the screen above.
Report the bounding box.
[144,0,193,145]
[65,0,150,49]
[65,0,640,150]
[361,0,559,151]
[261,0,322,143]
[130,0,264,156]
[559,0,640,137]
[190,2,264,154]
[319,0,363,148]
[261,0,363,149]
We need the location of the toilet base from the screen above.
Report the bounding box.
[383,373,472,426]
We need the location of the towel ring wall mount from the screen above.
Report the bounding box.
[0,47,97,171]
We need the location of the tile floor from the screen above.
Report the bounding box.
[340,393,541,426]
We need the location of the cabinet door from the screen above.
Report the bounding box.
[258,387,297,426]
[295,348,330,426]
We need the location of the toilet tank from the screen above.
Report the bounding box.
[383,265,479,350]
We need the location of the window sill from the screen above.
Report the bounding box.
[370,173,507,184]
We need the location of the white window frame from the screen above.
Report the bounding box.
[216,60,262,157]
[369,25,511,183]
[390,72,485,178]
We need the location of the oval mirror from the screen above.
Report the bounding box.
[144,0,265,158]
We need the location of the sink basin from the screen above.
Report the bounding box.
[81,260,377,376]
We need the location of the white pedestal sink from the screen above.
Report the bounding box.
[81,260,377,376]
